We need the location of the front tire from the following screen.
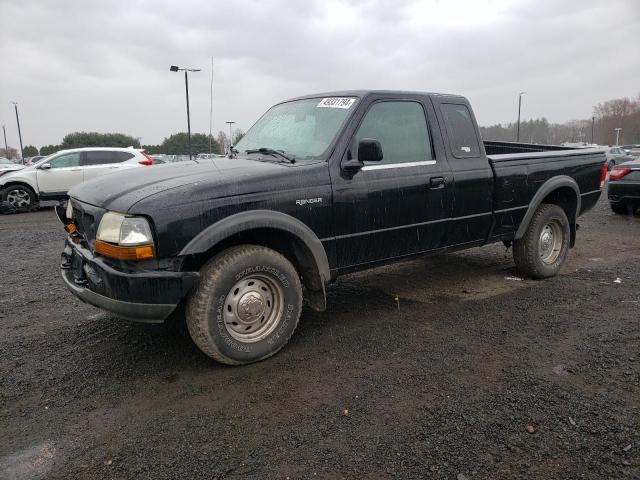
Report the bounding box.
[513,204,570,279]
[186,245,303,365]
[2,184,36,211]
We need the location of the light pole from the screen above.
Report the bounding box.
[170,65,201,160]
[209,56,214,154]
[2,125,8,159]
[614,128,622,146]
[11,101,24,162]
[591,116,595,145]
[516,92,525,142]
[226,121,235,153]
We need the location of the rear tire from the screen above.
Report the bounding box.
[2,184,37,212]
[513,204,570,279]
[186,245,303,365]
[611,203,628,215]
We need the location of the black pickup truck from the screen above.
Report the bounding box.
[59,90,606,365]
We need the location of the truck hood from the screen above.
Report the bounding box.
[69,158,304,212]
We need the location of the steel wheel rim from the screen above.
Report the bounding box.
[539,220,563,265]
[223,274,284,343]
[6,189,31,208]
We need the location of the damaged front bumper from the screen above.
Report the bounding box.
[60,238,198,323]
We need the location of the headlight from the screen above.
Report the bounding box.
[65,200,73,219]
[97,212,153,246]
[95,212,155,260]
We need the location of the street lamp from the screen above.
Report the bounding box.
[170,65,201,160]
[2,125,8,159]
[11,101,24,162]
[226,121,236,154]
[516,92,526,143]
[614,128,622,146]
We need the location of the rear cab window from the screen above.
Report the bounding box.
[440,103,481,158]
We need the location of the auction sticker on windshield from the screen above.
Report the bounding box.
[317,97,356,109]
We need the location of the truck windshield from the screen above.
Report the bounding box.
[234,97,357,159]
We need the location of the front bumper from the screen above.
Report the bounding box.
[61,238,198,322]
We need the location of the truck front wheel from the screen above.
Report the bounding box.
[186,245,303,365]
[513,204,570,279]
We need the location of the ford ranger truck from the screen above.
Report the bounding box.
[58,91,607,365]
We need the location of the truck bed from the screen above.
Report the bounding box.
[484,140,583,156]
[484,141,605,243]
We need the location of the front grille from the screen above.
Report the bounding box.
[73,208,94,236]
[70,200,105,244]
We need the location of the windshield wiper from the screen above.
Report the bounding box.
[245,148,296,164]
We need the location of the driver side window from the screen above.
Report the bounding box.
[48,153,81,169]
[354,101,432,166]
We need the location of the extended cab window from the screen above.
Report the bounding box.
[441,103,480,158]
[48,152,81,168]
[355,101,432,166]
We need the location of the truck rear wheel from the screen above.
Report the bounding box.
[186,245,303,365]
[513,204,570,279]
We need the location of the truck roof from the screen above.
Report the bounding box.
[284,90,467,104]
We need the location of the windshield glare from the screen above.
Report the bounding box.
[234,97,357,159]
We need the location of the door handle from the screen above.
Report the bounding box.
[429,176,445,188]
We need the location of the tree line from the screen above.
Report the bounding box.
[480,93,640,146]
[2,129,244,159]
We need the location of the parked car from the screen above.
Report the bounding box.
[0,147,153,210]
[0,158,24,177]
[196,153,226,160]
[605,146,634,169]
[59,90,605,365]
[626,146,640,157]
[150,154,172,164]
[608,158,640,214]
[24,155,46,166]
[0,157,21,168]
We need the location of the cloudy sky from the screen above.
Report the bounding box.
[1,0,639,148]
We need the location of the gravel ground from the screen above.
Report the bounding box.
[0,196,638,480]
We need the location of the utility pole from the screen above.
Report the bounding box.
[209,56,214,154]
[11,101,24,162]
[184,70,192,159]
[591,116,595,145]
[226,121,235,153]
[516,92,525,142]
[615,128,622,146]
[169,65,201,160]
[2,125,8,159]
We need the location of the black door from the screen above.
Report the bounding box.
[328,98,453,270]
[435,101,494,246]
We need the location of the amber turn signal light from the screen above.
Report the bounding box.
[65,222,77,234]
[95,240,155,261]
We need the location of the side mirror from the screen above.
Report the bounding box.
[357,138,383,163]
[39,163,51,170]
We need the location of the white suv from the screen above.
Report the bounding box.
[0,147,153,210]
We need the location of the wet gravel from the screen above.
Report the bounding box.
[0,196,639,479]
